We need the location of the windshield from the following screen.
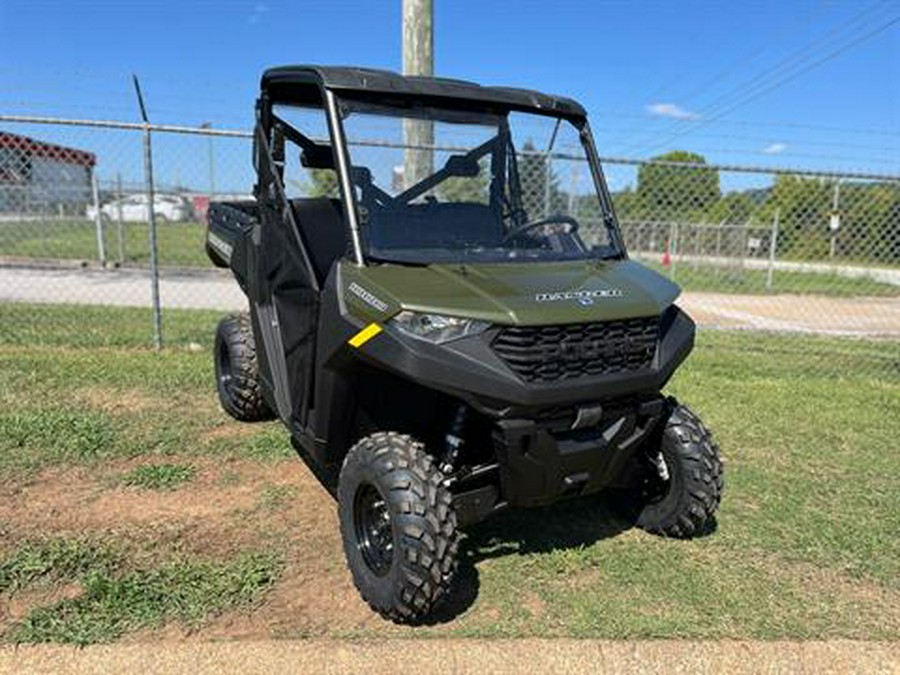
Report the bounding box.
[338,97,622,265]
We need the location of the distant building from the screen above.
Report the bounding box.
[0,132,97,214]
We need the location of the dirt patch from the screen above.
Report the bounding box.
[72,387,161,415]
[0,453,390,638]
[521,591,545,619]
[199,423,259,442]
[683,545,900,636]
[760,554,900,632]
[0,458,321,546]
[4,448,896,643]
[196,562,390,640]
[2,583,82,624]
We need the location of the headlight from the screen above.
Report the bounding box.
[389,311,490,344]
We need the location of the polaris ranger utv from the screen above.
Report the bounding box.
[206,65,723,623]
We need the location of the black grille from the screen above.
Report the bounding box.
[492,316,659,383]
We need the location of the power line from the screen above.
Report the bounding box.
[628,6,898,153]
[620,2,837,146]
[614,2,896,155]
[592,125,900,154]
[632,2,890,153]
[630,12,900,157]
[676,2,834,104]
[594,110,899,137]
[689,1,889,115]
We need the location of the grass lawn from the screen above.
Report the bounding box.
[1,219,898,298]
[0,220,210,268]
[636,257,900,297]
[0,304,898,642]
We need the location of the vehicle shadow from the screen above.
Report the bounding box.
[430,492,636,623]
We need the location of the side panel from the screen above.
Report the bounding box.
[254,190,319,430]
[205,200,280,413]
[250,103,335,431]
[206,201,256,283]
[305,266,361,473]
[305,264,471,482]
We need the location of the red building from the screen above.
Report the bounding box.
[0,131,97,214]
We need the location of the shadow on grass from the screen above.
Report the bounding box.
[430,492,637,623]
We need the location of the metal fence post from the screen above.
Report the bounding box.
[1,111,900,379]
[543,154,552,217]
[567,161,581,240]
[830,180,841,259]
[567,162,578,216]
[200,122,217,198]
[766,208,780,290]
[115,172,125,264]
[90,172,106,266]
[670,221,678,281]
[134,76,163,350]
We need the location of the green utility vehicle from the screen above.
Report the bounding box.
[206,65,724,623]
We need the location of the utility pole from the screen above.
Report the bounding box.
[402,0,433,188]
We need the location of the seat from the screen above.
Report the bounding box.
[289,197,349,284]
[369,202,502,250]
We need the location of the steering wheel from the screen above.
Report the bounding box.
[501,214,580,244]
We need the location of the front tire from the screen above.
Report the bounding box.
[213,312,272,422]
[634,401,724,538]
[338,432,459,624]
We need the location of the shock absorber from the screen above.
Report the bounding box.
[440,404,467,475]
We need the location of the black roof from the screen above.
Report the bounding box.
[261,65,587,120]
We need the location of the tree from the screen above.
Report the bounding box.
[517,140,567,218]
[306,169,339,198]
[824,181,900,262]
[705,191,755,225]
[764,174,832,257]
[637,151,720,219]
[436,158,489,204]
[610,187,639,223]
[518,140,546,217]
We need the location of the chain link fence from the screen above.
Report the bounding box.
[1,114,897,376]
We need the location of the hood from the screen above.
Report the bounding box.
[352,259,680,325]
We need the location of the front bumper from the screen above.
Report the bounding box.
[450,395,666,522]
[493,396,665,507]
[354,305,695,417]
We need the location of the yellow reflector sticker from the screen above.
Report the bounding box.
[348,323,383,348]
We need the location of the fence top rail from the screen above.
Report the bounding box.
[1,113,898,183]
[0,114,253,139]
[617,219,781,230]
[599,156,900,183]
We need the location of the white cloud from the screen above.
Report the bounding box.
[645,103,701,120]
[763,143,788,155]
[249,3,269,24]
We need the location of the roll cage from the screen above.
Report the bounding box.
[253,65,626,274]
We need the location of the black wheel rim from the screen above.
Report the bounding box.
[217,339,234,397]
[353,483,394,576]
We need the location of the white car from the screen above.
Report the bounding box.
[87,193,193,222]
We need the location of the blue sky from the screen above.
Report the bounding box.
[1,0,898,188]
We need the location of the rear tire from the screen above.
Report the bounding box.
[634,400,724,538]
[338,432,459,624]
[214,312,273,422]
